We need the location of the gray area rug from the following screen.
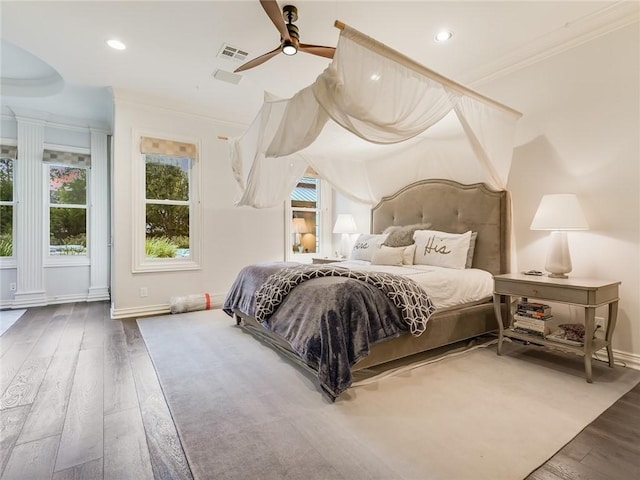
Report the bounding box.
[138,310,640,480]
[0,309,25,336]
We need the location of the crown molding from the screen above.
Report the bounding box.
[464,1,639,87]
[7,106,110,132]
[111,87,249,130]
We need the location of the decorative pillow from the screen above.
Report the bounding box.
[371,245,404,266]
[382,222,433,247]
[465,232,478,268]
[350,234,387,262]
[402,244,417,265]
[370,244,416,266]
[412,230,473,269]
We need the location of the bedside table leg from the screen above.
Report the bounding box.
[493,293,505,355]
[584,307,595,383]
[605,300,619,368]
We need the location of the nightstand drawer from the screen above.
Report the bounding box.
[312,257,345,265]
[494,278,590,304]
[494,278,619,306]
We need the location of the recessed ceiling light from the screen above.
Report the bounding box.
[370,73,381,81]
[107,39,126,50]
[434,30,453,43]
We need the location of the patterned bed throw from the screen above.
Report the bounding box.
[256,265,435,336]
[223,262,436,400]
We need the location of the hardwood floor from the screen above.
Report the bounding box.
[0,302,192,480]
[0,302,638,480]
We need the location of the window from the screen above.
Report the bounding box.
[134,135,200,272]
[290,177,319,255]
[0,145,16,258]
[44,149,90,257]
[287,174,332,260]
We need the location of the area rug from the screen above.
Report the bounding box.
[0,309,26,336]
[138,310,640,480]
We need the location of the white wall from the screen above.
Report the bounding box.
[110,90,286,318]
[477,23,639,362]
[0,107,110,308]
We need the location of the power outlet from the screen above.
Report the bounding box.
[9,282,16,291]
[595,316,606,329]
[140,287,148,297]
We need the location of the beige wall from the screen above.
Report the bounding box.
[110,91,286,318]
[478,22,639,362]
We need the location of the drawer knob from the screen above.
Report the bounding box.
[532,289,538,295]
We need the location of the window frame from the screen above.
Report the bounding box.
[0,140,17,268]
[132,131,201,273]
[43,145,91,267]
[285,175,332,262]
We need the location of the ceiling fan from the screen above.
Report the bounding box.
[234,1,336,73]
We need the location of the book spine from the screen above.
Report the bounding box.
[513,313,552,324]
[517,303,551,313]
[512,327,546,338]
[516,309,552,318]
[513,321,550,334]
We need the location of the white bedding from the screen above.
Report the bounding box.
[330,260,494,310]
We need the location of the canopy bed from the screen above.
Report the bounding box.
[223,179,510,400]
[223,21,520,400]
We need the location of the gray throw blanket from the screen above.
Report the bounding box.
[223,263,436,400]
[256,265,435,336]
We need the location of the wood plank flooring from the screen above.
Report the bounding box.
[0,302,192,480]
[0,302,638,479]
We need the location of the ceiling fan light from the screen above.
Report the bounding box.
[282,40,297,56]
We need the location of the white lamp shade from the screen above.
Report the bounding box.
[530,194,588,231]
[333,214,357,234]
[292,218,308,234]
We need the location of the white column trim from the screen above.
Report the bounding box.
[14,118,47,307]
[88,130,110,300]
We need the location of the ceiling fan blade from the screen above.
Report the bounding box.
[299,44,336,59]
[259,0,291,42]
[234,46,282,73]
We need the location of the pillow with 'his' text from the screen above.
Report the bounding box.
[350,234,387,262]
[412,230,472,269]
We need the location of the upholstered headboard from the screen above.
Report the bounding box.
[371,179,510,275]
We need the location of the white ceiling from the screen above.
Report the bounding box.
[1,1,635,127]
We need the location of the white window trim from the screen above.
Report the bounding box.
[43,159,91,267]
[0,139,17,268]
[285,177,332,262]
[131,130,202,273]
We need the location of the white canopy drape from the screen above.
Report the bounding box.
[230,23,522,208]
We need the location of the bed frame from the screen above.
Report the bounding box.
[235,179,510,376]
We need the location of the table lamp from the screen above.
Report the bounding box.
[292,218,308,253]
[333,214,357,258]
[530,194,588,278]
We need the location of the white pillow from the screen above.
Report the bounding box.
[371,244,416,266]
[412,230,472,269]
[371,245,403,266]
[402,244,417,265]
[350,234,387,262]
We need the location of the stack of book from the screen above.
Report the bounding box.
[512,301,553,338]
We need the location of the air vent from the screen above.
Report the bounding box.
[213,69,242,85]
[218,44,249,62]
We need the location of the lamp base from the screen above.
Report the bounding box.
[545,231,572,279]
[548,273,569,279]
[340,233,351,259]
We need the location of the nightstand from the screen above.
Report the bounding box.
[493,273,620,383]
[312,257,346,265]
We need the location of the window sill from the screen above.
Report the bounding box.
[132,258,201,274]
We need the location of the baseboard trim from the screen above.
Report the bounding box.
[110,293,226,320]
[612,349,640,371]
